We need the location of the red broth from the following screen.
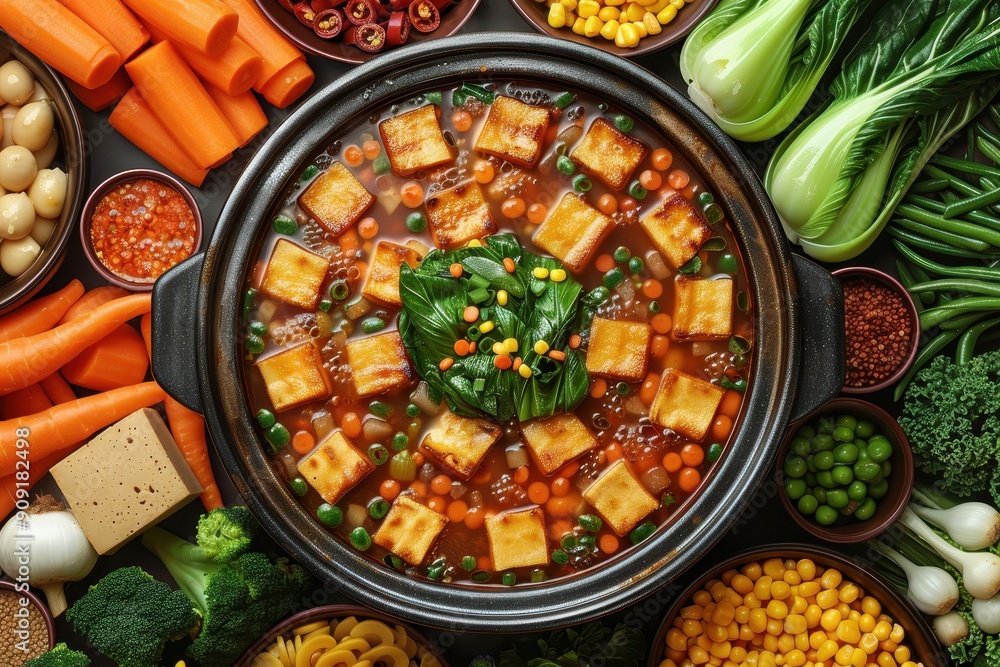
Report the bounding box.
[241,81,754,586]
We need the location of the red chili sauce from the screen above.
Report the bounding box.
[89,178,197,283]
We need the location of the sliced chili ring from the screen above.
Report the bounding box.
[313,8,344,38]
[386,11,410,45]
[293,1,317,26]
[344,0,377,25]
[408,0,440,32]
[388,0,411,9]
[278,0,296,11]
[354,22,387,52]
[310,0,334,11]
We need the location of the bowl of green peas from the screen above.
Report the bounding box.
[777,398,914,543]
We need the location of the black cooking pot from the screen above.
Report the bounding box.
[151,34,844,632]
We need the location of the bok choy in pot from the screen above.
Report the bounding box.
[765,0,1000,262]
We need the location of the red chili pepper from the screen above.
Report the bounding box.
[354,22,387,52]
[388,0,411,9]
[408,0,440,32]
[386,11,410,45]
[313,8,344,38]
[293,1,317,26]
[277,0,296,11]
[310,0,334,11]
[344,0,377,25]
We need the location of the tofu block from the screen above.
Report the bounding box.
[639,193,715,270]
[474,95,550,168]
[582,460,659,537]
[425,181,497,249]
[570,117,648,190]
[260,238,330,310]
[297,430,374,505]
[373,495,448,565]
[521,413,598,476]
[50,409,202,555]
[345,330,417,397]
[485,507,549,571]
[672,276,734,341]
[533,193,614,273]
[379,105,454,177]
[298,162,375,236]
[362,241,421,307]
[650,368,725,441]
[585,317,652,381]
[256,339,333,412]
[420,412,503,480]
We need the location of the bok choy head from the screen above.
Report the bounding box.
[679,0,869,142]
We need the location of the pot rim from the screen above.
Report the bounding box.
[188,33,802,631]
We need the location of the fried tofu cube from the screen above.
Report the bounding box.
[362,241,422,307]
[532,193,614,273]
[420,412,502,480]
[585,317,652,381]
[583,460,659,536]
[373,495,448,565]
[296,430,374,504]
[474,95,550,168]
[485,507,549,571]
[260,238,330,310]
[650,368,725,441]
[673,276,734,341]
[298,162,375,237]
[256,339,333,412]
[345,330,417,397]
[379,105,454,177]
[639,193,715,270]
[570,117,648,190]
[521,413,598,476]
[425,180,498,249]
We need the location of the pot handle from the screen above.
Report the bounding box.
[790,254,845,422]
[151,253,205,413]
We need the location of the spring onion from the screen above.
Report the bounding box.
[932,611,970,647]
[872,540,959,615]
[911,487,1000,551]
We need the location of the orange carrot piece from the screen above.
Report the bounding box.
[204,83,268,147]
[58,285,131,324]
[109,87,211,187]
[0,382,165,477]
[0,280,84,343]
[125,42,240,170]
[140,312,153,357]
[147,23,262,96]
[67,67,132,112]
[0,443,84,521]
[0,384,52,420]
[61,324,149,391]
[58,0,149,61]
[259,58,315,109]
[38,372,76,405]
[218,0,304,88]
[0,293,151,396]
[0,0,121,88]
[119,0,238,57]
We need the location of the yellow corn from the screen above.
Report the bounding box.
[784,649,806,667]
[820,569,843,590]
[648,0,671,10]
[655,6,676,26]
[533,340,550,355]
[798,581,821,597]
[771,581,791,600]
[839,583,860,603]
[765,600,787,620]
[560,0,578,9]
[642,11,662,34]
[783,615,807,636]
[550,268,567,282]
[600,18,620,39]
[837,619,861,644]
[598,6,621,21]
[889,623,905,643]
[859,613,876,634]
[666,629,687,652]
[518,364,532,378]
[577,0,600,17]
[894,646,910,663]
[479,320,495,333]
[624,2,646,21]
[820,609,841,632]
[632,21,647,38]
[584,15,604,36]
[532,266,549,279]
[859,632,879,655]
[492,342,506,355]
[496,290,508,306]
[861,596,882,617]
[669,0,685,7]
[547,3,567,27]
[605,0,625,5]
[571,16,587,33]
[873,621,893,642]
[688,646,709,665]
[503,337,518,353]
[762,559,786,579]
[876,654,897,667]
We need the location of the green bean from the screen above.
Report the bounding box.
[943,188,1000,219]
[896,204,1000,247]
[893,329,960,401]
[922,165,984,198]
[977,136,1000,167]
[989,107,1000,134]
[896,260,931,307]
[956,316,1000,365]
[908,179,950,194]
[892,240,1000,280]
[932,154,1000,179]
[904,194,946,213]
[887,226,997,259]
[937,191,1000,231]
[893,216,991,252]
[907,279,1000,297]
[938,311,989,331]
[920,297,1000,329]
[967,125,977,162]
[976,123,1000,153]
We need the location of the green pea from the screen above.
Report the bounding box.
[560,534,577,551]
[707,443,724,462]
[245,334,265,355]
[405,404,420,418]
[579,514,603,532]
[406,212,427,233]
[696,191,714,206]
[648,301,661,314]
[272,215,297,235]
[831,466,854,486]
[815,505,838,526]
[813,451,834,471]
[256,409,276,429]
[590,286,611,302]
[790,436,810,458]
[827,489,849,509]
[557,155,576,175]
[300,164,320,181]
[369,400,391,417]
[798,424,816,439]
[629,521,656,545]
[806,457,818,474]
[718,253,738,274]
[391,432,409,451]
[614,114,634,132]
[847,481,868,502]
[613,246,631,263]
[817,419,835,436]
[835,415,858,431]
[867,436,892,463]
[812,487,827,505]
[811,434,835,452]
[289,476,308,496]
[368,498,390,520]
[349,527,372,550]
[551,549,569,565]
[833,443,859,464]
[628,181,647,200]
[816,470,835,489]
[797,494,818,515]
[804,472,817,487]
[868,479,889,500]
[461,555,476,571]
[785,479,807,500]
[854,498,877,521]
[628,256,644,274]
[603,267,624,289]
[316,503,342,527]
[783,455,807,479]
[249,320,268,336]
[854,461,882,482]
[502,572,516,586]
[855,420,876,440]
[881,460,892,478]
[833,426,855,443]
[362,317,386,334]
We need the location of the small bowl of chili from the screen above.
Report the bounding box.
[80,169,202,291]
[832,266,920,394]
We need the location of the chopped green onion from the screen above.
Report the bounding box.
[471,570,492,582]
[256,409,276,429]
[427,557,448,580]
[530,569,547,583]
[316,503,343,527]
[557,155,576,175]
[729,335,752,355]
[560,534,577,550]
[649,301,661,314]
[553,92,574,109]
[473,378,486,391]
[368,498,390,520]
[468,273,490,290]
[696,191,714,206]
[598,102,609,113]
[737,292,750,314]
[721,376,747,392]
[425,91,443,105]
[702,237,727,252]
[603,267,624,289]
[573,174,592,192]
[707,443,724,462]
[362,317,386,334]
[551,549,569,565]
[265,423,290,451]
[616,382,630,396]
[349,527,371,551]
[629,181,647,200]
[461,555,476,571]
[661,492,676,507]
[452,89,468,107]
[289,476,308,496]
[406,212,427,232]
[330,280,350,301]
[372,154,390,175]
[368,444,389,465]
[629,521,656,544]
[389,555,404,569]
[245,334,265,355]
[469,287,491,303]
[501,572,516,586]
[461,83,495,104]
[578,534,596,550]
[704,203,724,224]
[614,114,634,133]
[318,299,332,312]
[679,256,702,274]
[272,215,297,235]
[243,288,257,321]
[578,514,603,532]
[467,325,482,341]
[300,165,319,181]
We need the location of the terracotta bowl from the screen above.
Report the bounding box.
[0,580,55,659]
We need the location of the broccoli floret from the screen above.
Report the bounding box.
[64,567,199,667]
[899,351,1000,502]
[141,526,310,667]
[24,643,91,667]
[194,506,262,563]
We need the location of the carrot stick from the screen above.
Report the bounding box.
[0,384,52,420]
[259,58,314,109]
[120,0,238,57]
[218,0,304,89]
[125,42,240,170]
[0,293,151,396]
[0,0,121,88]
[67,67,132,112]
[0,382,166,477]
[109,87,211,187]
[204,83,268,147]
[0,443,84,521]
[58,0,149,61]
[147,23,262,96]
[58,285,130,324]
[61,325,149,391]
[0,280,84,343]
[38,372,76,405]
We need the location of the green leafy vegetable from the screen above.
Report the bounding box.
[399,234,590,422]
[24,643,92,667]
[497,621,645,667]
[680,0,869,142]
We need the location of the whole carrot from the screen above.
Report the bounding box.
[38,373,76,408]
[0,384,52,420]
[0,381,165,477]
[0,280,84,342]
[0,293,151,396]
[0,443,83,521]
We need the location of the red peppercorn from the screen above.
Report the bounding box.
[842,278,912,387]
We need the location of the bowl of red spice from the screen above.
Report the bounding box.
[832,266,920,394]
[80,169,202,291]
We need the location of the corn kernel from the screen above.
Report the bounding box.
[762,633,779,653]
[496,291,508,306]
[548,3,567,28]
[518,364,533,378]
[624,2,646,21]
[880,639,897,653]
[754,576,774,601]
[707,623,728,643]
[709,640,731,660]
[784,650,806,667]
[776,633,795,654]
[682,618,702,637]
[820,569,843,590]
[748,609,768,634]
[572,16,587,34]
[859,632,879,655]
[819,609,841,633]
[642,11,662,34]
[794,632,810,652]
[762,559,786,579]
[734,605,750,624]
[850,647,867,667]
[666,629,687,652]
[839,583,860,603]
[599,6,621,21]
[532,340,550,355]
[790,596,808,614]
[808,631,827,650]
[657,5,676,25]
[893,646,910,663]
[560,0,578,9]
[783,614,807,635]
[713,601,736,626]
[693,590,712,607]
[837,619,861,644]
[492,342,506,355]
[577,0,600,17]
[725,589,743,608]
[632,20,648,38]
[480,320,495,334]
[876,654,897,667]
[901,662,919,667]
[731,575,753,595]
[816,589,838,609]
[745,593,762,610]
[648,0,670,10]
[766,600,788,620]
[731,647,747,663]
[669,0,685,7]
[771,581,791,600]
[680,605,703,620]
[504,337,519,353]
[584,15,604,36]
[727,621,739,642]
[659,661,677,667]
[859,614,876,634]
[861,596,881,617]
[803,605,822,628]
[605,0,625,5]
[872,621,892,642]
[889,624,905,643]
[798,581,821,597]
[600,18,620,39]
[765,618,782,636]
[689,646,710,665]
[533,267,550,279]
[696,633,714,651]
[835,645,855,666]
[550,268,568,282]
[739,624,754,641]
[759,649,776,667]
